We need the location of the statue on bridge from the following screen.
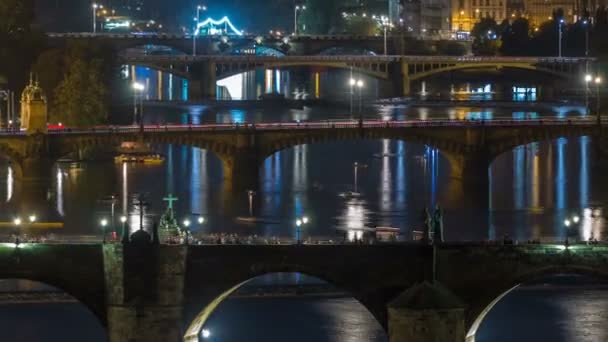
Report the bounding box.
[159,194,180,243]
[422,208,433,244]
[433,204,444,243]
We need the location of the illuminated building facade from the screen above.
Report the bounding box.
[450,0,507,31]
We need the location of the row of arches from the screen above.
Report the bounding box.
[1,269,606,342]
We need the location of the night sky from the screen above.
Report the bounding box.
[34,0,294,33]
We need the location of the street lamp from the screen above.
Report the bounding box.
[295,215,309,243]
[558,18,564,58]
[353,162,367,193]
[120,216,128,243]
[13,217,21,246]
[182,219,191,245]
[381,16,391,55]
[595,76,602,123]
[247,190,256,217]
[132,82,145,126]
[193,5,207,56]
[28,215,36,223]
[349,77,356,115]
[585,74,593,115]
[92,3,103,33]
[582,20,589,57]
[100,218,108,243]
[294,5,306,35]
[356,79,364,114]
[197,216,205,224]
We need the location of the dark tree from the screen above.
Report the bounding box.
[0,0,45,91]
[500,18,531,56]
[471,18,500,55]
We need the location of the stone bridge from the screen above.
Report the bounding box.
[47,32,467,56]
[0,119,605,193]
[1,241,607,342]
[119,55,593,99]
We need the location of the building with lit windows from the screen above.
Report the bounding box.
[451,0,507,31]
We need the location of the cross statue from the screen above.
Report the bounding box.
[162,194,178,209]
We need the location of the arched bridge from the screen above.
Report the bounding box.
[2,242,608,342]
[119,55,593,99]
[0,118,604,191]
[47,33,399,56]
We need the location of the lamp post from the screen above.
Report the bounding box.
[183,219,191,245]
[120,216,128,243]
[356,79,364,114]
[295,216,309,244]
[294,5,306,35]
[353,162,367,193]
[13,217,21,246]
[558,18,564,58]
[585,74,592,116]
[583,19,589,57]
[193,5,207,56]
[92,3,103,33]
[381,16,391,55]
[596,76,602,124]
[132,82,145,127]
[349,77,356,115]
[247,190,255,217]
[100,218,108,243]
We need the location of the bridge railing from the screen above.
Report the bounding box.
[0,117,597,136]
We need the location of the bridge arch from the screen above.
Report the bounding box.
[216,62,390,81]
[465,265,608,342]
[0,273,106,327]
[409,64,571,83]
[183,267,388,342]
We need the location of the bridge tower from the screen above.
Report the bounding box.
[20,76,48,135]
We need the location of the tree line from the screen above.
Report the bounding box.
[472,8,608,57]
[0,0,113,126]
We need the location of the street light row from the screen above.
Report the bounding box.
[13,215,36,226]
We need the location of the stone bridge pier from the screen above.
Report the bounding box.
[103,243,188,342]
[188,61,217,101]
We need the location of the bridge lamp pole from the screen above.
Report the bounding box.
[295,216,308,244]
[120,216,128,243]
[353,162,367,193]
[247,190,256,217]
[596,76,602,124]
[356,79,364,114]
[100,218,108,243]
[582,20,589,58]
[193,5,207,56]
[183,219,191,245]
[13,218,21,246]
[558,19,564,58]
[381,16,390,55]
[294,5,306,35]
[92,3,103,33]
[132,82,145,127]
[585,74,592,116]
[349,78,356,115]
